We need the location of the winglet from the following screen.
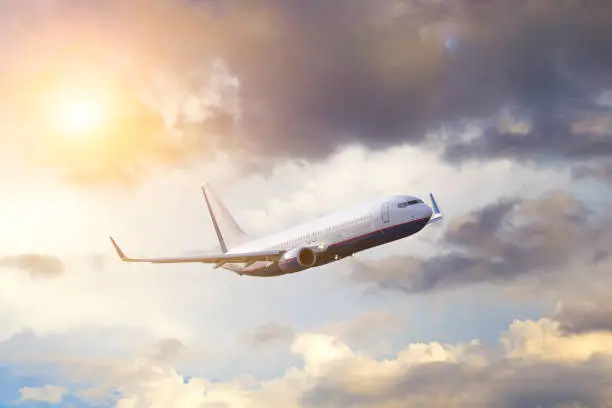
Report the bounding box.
[428,193,443,224]
[429,193,441,215]
[109,236,129,261]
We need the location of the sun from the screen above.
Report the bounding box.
[52,92,107,135]
[42,75,113,140]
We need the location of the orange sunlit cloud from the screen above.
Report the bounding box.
[0,0,235,186]
[30,69,180,184]
[2,45,230,186]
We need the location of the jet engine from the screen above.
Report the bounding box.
[278,247,317,273]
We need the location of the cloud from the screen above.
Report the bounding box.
[571,162,612,182]
[0,253,192,342]
[24,316,612,408]
[228,142,570,238]
[4,56,242,186]
[443,113,612,166]
[215,0,612,161]
[272,318,612,408]
[0,138,580,404]
[242,322,295,348]
[318,310,406,355]
[240,310,405,355]
[18,384,67,404]
[351,190,612,294]
[36,337,192,407]
[554,296,612,336]
[0,254,65,278]
[0,1,247,185]
[151,338,185,365]
[2,0,612,184]
[320,310,404,340]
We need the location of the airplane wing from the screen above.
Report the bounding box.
[109,237,284,264]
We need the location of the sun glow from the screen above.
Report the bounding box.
[51,91,108,136]
[39,72,115,142]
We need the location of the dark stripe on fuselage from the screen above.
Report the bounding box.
[243,216,431,277]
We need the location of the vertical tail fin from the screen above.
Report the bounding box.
[201,184,247,253]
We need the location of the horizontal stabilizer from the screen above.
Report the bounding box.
[109,237,283,264]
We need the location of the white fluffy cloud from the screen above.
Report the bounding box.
[0,135,585,408]
[40,316,612,408]
[502,318,612,362]
[18,385,67,404]
[227,142,572,240]
[0,139,576,369]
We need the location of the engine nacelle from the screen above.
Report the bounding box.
[278,247,317,273]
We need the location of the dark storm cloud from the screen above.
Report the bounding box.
[3,0,612,184]
[443,116,612,165]
[214,0,612,160]
[572,162,612,183]
[0,254,65,278]
[351,190,612,294]
[555,299,612,335]
[301,357,612,408]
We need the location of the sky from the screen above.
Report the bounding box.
[1,0,612,407]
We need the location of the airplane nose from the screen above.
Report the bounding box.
[423,203,433,219]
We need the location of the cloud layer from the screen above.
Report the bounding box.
[352,190,612,294]
[2,0,612,184]
[18,315,612,408]
[0,1,611,407]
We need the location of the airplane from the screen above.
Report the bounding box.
[109,184,443,277]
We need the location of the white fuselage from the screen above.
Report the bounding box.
[222,195,433,277]
[110,186,442,278]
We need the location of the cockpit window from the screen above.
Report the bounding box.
[398,199,422,208]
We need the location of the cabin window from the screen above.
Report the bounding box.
[398,199,421,208]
